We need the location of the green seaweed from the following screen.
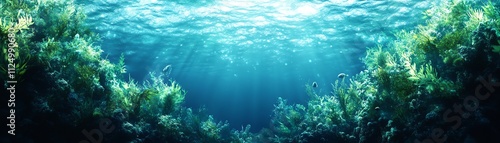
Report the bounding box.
[436,30,466,52]
[447,0,469,29]
[493,40,500,54]
[391,71,416,102]
[412,27,437,54]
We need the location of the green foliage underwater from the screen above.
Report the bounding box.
[1,0,500,143]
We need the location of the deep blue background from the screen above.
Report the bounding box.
[81,0,432,132]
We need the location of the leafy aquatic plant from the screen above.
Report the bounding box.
[270,97,305,141]
[230,124,253,143]
[493,40,500,54]
[200,115,230,142]
[0,10,34,81]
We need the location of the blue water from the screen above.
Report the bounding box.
[81,0,431,132]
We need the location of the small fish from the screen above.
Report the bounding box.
[312,82,318,88]
[162,64,172,76]
[338,73,348,78]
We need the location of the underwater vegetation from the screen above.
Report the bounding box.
[1,0,500,143]
[265,0,500,142]
[0,0,234,142]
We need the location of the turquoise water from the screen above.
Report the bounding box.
[3,0,500,142]
[82,0,431,132]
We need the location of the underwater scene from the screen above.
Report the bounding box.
[1,0,500,142]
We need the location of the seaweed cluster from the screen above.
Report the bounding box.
[265,0,500,142]
[1,0,500,143]
[0,1,238,142]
